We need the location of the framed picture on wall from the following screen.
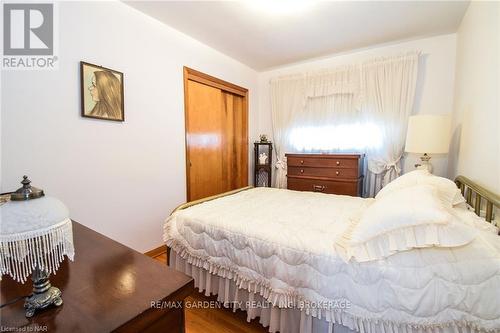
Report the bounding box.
[80,61,124,121]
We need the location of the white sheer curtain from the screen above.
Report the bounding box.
[269,53,419,196]
[362,53,419,195]
[270,75,306,188]
[290,94,365,152]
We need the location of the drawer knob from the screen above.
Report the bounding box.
[336,161,340,165]
[336,171,340,176]
[300,160,304,164]
[300,169,304,173]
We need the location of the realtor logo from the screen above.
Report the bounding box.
[4,3,53,55]
[2,2,58,69]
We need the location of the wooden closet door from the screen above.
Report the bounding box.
[221,92,248,192]
[184,67,248,202]
[185,80,223,201]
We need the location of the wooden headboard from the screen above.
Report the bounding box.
[455,175,500,225]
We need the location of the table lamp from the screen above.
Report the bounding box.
[0,176,74,317]
[404,114,451,173]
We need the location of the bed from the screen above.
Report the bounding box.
[164,173,500,333]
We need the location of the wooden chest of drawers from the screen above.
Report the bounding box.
[286,154,364,197]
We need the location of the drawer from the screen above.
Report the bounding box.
[287,156,359,169]
[288,166,359,179]
[287,177,360,196]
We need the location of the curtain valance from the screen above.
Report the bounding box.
[270,65,361,98]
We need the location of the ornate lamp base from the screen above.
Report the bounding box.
[414,153,433,173]
[24,267,63,317]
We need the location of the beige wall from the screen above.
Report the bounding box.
[449,1,500,193]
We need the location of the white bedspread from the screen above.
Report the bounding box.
[164,187,500,333]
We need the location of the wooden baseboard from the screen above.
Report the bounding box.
[144,245,167,258]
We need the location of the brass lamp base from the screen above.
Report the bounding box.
[24,267,63,317]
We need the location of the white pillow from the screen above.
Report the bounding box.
[335,184,477,262]
[376,170,465,207]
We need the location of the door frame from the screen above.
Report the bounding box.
[183,66,249,201]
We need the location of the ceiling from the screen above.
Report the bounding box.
[125,1,469,71]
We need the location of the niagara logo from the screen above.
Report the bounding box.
[2,2,58,70]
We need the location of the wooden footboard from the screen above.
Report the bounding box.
[166,186,253,265]
[455,175,500,229]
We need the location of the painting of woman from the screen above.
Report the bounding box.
[81,62,124,121]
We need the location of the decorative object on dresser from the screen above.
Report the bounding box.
[254,141,273,187]
[286,154,364,196]
[404,114,451,173]
[0,176,74,318]
[1,221,194,332]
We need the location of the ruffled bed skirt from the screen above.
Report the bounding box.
[171,249,358,333]
[170,249,485,333]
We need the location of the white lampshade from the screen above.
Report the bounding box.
[1,196,69,234]
[405,114,451,154]
[1,196,74,283]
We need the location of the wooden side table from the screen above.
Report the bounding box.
[0,222,194,333]
[254,142,273,187]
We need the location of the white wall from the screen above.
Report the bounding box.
[1,1,259,252]
[449,1,500,193]
[257,34,457,177]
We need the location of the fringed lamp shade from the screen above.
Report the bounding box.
[0,197,74,282]
[0,176,74,317]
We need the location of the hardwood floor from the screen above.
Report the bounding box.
[153,252,267,333]
[154,252,168,263]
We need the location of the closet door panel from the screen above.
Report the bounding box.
[221,92,235,192]
[185,80,223,201]
[221,92,248,192]
[232,94,248,189]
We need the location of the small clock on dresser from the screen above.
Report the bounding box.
[254,142,273,187]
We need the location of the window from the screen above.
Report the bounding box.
[290,122,382,152]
